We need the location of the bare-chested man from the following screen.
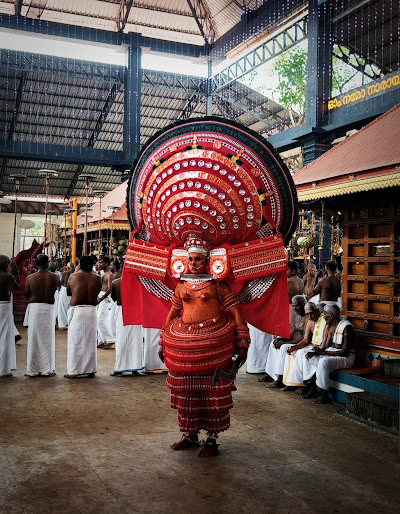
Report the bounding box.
[261,294,307,388]
[282,302,322,394]
[303,263,318,298]
[24,254,59,377]
[0,255,19,377]
[307,260,341,306]
[110,277,144,376]
[302,303,355,403]
[64,255,102,378]
[287,260,304,302]
[97,256,115,349]
[57,262,74,329]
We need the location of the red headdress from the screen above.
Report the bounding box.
[122,117,297,337]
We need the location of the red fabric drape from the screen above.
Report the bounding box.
[121,269,289,338]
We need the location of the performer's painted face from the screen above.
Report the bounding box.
[188,252,207,274]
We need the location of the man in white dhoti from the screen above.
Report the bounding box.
[247,324,273,374]
[58,264,72,329]
[24,254,59,377]
[49,262,61,322]
[110,276,144,376]
[64,255,102,378]
[0,255,19,378]
[282,302,322,392]
[263,294,307,388]
[97,256,115,349]
[302,303,355,403]
[143,327,167,373]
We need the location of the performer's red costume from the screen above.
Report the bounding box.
[122,117,298,456]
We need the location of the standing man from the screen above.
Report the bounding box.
[110,277,144,376]
[97,256,115,349]
[65,255,102,378]
[24,254,59,377]
[0,255,19,378]
[307,260,342,308]
[57,262,73,330]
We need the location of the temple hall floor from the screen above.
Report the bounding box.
[1,324,399,514]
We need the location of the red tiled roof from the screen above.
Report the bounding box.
[77,181,128,225]
[293,103,400,187]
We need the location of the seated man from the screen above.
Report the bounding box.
[302,303,355,403]
[262,294,307,388]
[282,302,322,393]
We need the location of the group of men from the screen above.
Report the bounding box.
[0,253,165,379]
[248,259,354,403]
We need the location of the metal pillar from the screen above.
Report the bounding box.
[124,46,142,164]
[206,58,212,116]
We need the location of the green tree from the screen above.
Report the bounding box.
[272,47,307,124]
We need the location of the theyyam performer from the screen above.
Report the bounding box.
[121,117,298,456]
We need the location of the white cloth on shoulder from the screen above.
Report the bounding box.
[143,327,166,372]
[67,305,97,375]
[97,291,115,344]
[0,301,16,376]
[24,303,56,376]
[113,305,144,372]
[57,285,70,328]
[246,323,273,373]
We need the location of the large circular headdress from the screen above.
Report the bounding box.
[127,117,297,246]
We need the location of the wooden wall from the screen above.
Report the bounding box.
[340,187,400,359]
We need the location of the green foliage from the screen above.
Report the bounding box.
[272,47,307,118]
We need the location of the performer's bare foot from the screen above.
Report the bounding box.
[171,433,200,450]
[198,439,219,457]
[313,392,331,404]
[258,374,272,383]
[267,379,283,388]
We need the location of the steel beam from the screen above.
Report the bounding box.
[65,81,121,198]
[0,15,203,58]
[124,46,141,163]
[0,141,125,166]
[177,94,202,120]
[117,0,133,32]
[0,49,125,83]
[186,0,217,46]
[211,16,307,93]
[142,70,207,95]
[333,43,381,81]
[211,0,306,59]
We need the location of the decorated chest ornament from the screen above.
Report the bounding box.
[124,117,298,289]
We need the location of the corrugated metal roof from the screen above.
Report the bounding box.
[293,103,400,187]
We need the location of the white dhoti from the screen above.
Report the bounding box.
[24,303,56,376]
[57,285,70,328]
[10,293,21,340]
[107,300,117,340]
[143,327,166,372]
[283,346,312,387]
[265,342,293,379]
[67,305,97,375]
[315,349,355,390]
[54,289,59,320]
[113,305,144,372]
[0,301,16,376]
[97,292,115,344]
[246,324,273,373]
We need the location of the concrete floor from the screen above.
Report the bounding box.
[1,324,399,514]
